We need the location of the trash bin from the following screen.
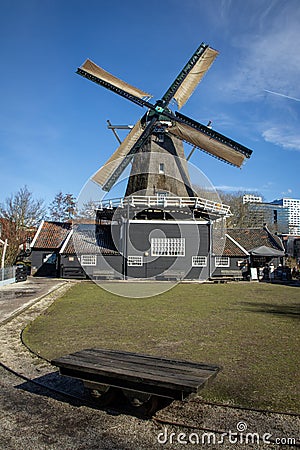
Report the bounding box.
[15,265,28,282]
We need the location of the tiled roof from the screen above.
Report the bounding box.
[213,227,284,256]
[213,233,247,257]
[223,235,247,257]
[31,221,72,249]
[227,228,284,252]
[62,224,118,255]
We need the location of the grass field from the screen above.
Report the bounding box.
[23,281,300,413]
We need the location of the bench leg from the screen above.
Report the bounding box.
[95,387,121,407]
[144,395,172,417]
[85,383,125,407]
[144,395,160,416]
[121,390,171,416]
[84,382,171,416]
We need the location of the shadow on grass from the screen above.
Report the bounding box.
[240,302,300,319]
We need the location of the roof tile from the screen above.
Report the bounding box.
[32,221,72,249]
[65,224,118,255]
[227,228,283,252]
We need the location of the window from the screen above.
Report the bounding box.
[127,256,143,266]
[157,191,169,198]
[81,255,97,266]
[68,256,74,262]
[215,256,230,267]
[159,163,165,174]
[43,253,57,264]
[192,256,207,267]
[151,238,185,257]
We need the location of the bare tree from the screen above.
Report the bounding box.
[48,191,77,222]
[77,199,98,219]
[0,186,46,228]
[218,191,265,229]
[0,186,46,265]
[192,184,221,203]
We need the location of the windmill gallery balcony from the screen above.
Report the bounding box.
[93,195,231,221]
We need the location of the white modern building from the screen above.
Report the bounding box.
[243,194,263,204]
[271,198,300,235]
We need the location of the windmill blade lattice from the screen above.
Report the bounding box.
[94,117,157,191]
[171,112,252,167]
[160,44,218,109]
[78,42,253,192]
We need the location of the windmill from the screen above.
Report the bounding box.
[77,42,252,200]
[75,42,254,283]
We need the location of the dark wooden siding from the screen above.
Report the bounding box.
[60,254,86,279]
[126,221,210,280]
[60,254,123,280]
[211,256,244,278]
[31,249,59,277]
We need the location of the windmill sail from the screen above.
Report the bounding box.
[79,60,152,100]
[173,47,219,109]
[79,41,253,192]
[92,119,144,187]
[169,120,251,167]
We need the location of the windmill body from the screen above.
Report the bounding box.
[125,134,194,198]
[76,42,253,281]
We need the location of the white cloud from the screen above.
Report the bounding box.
[281,188,293,196]
[215,185,260,192]
[222,2,300,101]
[262,127,300,151]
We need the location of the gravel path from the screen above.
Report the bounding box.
[0,280,299,449]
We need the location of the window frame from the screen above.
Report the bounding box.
[159,163,165,174]
[81,254,97,266]
[151,238,185,257]
[215,256,230,267]
[192,256,207,267]
[127,255,143,266]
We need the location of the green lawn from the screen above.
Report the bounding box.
[23,281,300,413]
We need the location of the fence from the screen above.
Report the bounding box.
[0,266,16,287]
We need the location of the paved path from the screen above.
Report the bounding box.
[0,277,67,324]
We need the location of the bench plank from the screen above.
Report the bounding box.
[53,350,218,385]
[85,348,219,372]
[62,349,218,379]
[52,348,221,400]
[57,359,212,385]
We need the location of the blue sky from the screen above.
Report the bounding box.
[1,0,299,206]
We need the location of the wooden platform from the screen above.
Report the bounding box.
[51,348,221,403]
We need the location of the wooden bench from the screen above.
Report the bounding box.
[51,348,221,415]
[91,270,115,280]
[220,269,243,279]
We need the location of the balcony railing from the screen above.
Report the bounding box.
[95,195,231,216]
